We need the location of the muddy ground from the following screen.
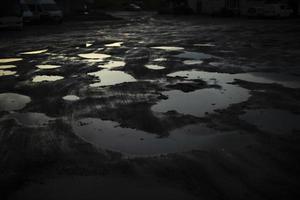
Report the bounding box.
[1,12,300,200]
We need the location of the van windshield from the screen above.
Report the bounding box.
[42,4,59,11]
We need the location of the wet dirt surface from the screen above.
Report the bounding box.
[1,12,300,200]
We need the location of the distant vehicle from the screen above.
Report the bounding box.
[246,3,293,18]
[24,0,63,23]
[0,0,23,30]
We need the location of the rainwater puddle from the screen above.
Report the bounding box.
[153,58,167,62]
[168,70,300,88]
[99,61,126,69]
[63,95,80,101]
[36,65,61,69]
[88,69,137,87]
[183,60,203,65]
[0,65,17,69]
[152,84,250,117]
[105,42,124,47]
[32,75,64,83]
[0,70,17,76]
[0,58,22,64]
[240,109,300,134]
[3,112,54,127]
[20,49,48,55]
[151,46,184,51]
[174,51,217,60]
[0,93,31,112]
[78,53,111,61]
[145,64,166,70]
[73,118,254,156]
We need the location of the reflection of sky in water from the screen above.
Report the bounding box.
[3,112,54,127]
[32,75,64,83]
[0,93,31,112]
[78,53,111,60]
[36,65,61,69]
[88,69,137,87]
[0,58,23,64]
[151,46,184,51]
[240,109,300,134]
[73,118,254,156]
[98,61,126,69]
[0,65,17,69]
[152,84,250,117]
[145,64,166,70]
[0,70,17,76]
[63,95,80,101]
[20,49,48,55]
[183,60,203,65]
[105,42,124,47]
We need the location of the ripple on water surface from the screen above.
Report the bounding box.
[20,49,48,55]
[0,70,17,76]
[0,58,22,64]
[0,93,31,112]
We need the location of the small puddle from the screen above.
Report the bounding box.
[36,65,61,69]
[3,112,54,127]
[99,61,126,69]
[151,46,184,51]
[183,60,203,65]
[168,70,300,88]
[63,95,80,101]
[73,118,254,156]
[105,42,124,47]
[0,93,31,112]
[32,75,64,83]
[78,53,111,61]
[240,109,300,134]
[145,64,166,70]
[0,58,23,64]
[0,70,17,76]
[0,65,17,69]
[20,49,48,55]
[174,51,217,60]
[88,69,137,87]
[152,84,250,117]
[153,58,167,62]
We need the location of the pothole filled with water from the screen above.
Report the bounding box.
[0,93,31,112]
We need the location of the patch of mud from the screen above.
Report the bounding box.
[145,64,166,70]
[0,65,17,69]
[174,51,217,60]
[2,112,54,127]
[20,49,48,55]
[151,46,184,51]
[63,95,80,101]
[152,84,250,117]
[0,70,17,76]
[0,58,23,64]
[240,109,300,134]
[32,75,64,83]
[73,118,252,156]
[36,65,61,69]
[105,42,124,47]
[99,61,126,69]
[88,69,137,87]
[0,93,31,112]
[168,70,300,88]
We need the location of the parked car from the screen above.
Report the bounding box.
[0,0,23,30]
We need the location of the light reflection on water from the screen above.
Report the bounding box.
[32,75,64,83]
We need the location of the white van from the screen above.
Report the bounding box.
[24,0,63,23]
[0,0,23,29]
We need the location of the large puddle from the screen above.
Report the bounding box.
[88,69,137,87]
[73,118,254,156]
[0,93,31,112]
[152,84,250,117]
[168,70,300,88]
[0,58,23,64]
[3,112,54,127]
[32,75,64,83]
[98,61,126,69]
[240,109,300,134]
